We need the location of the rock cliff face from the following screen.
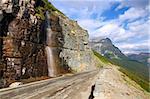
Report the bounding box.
[89,38,125,59]
[0,0,95,87]
[90,37,150,92]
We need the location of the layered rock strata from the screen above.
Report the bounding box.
[0,0,96,87]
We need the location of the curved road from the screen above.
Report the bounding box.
[0,70,99,99]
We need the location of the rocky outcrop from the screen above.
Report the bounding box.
[93,66,150,99]
[58,16,95,72]
[89,38,125,59]
[0,0,96,87]
[90,37,150,92]
[0,0,48,87]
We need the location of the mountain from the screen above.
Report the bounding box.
[127,53,150,66]
[0,1,149,98]
[90,38,125,59]
[0,0,97,88]
[90,37,150,92]
[93,51,150,98]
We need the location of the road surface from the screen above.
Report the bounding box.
[0,70,99,99]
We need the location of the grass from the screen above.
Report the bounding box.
[35,0,65,20]
[93,50,112,64]
[93,50,150,92]
[111,59,149,81]
[119,67,150,92]
[35,6,45,20]
[42,0,64,15]
[106,57,150,92]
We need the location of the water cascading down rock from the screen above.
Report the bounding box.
[0,0,96,82]
[45,11,60,77]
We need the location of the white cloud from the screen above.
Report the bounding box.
[51,0,116,19]
[93,23,118,37]
[77,19,101,31]
[116,0,148,10]
[119,7,148,22]
[117,40,149,54]
[91,22,136,42]
[128,18,149,39]
[91,16,149,52]
[51,0,149,54]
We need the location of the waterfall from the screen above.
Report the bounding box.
[45,46,56,77]
[45,11,58,77]
[46,11,52,46]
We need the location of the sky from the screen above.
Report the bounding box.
[50,0,150,54]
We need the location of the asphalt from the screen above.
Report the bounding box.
[0,70,99,99]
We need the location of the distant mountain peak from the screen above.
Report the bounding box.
[100,38,112,44]
[90,37,125,59]
[90,37,112,44]
[127,52,150,65]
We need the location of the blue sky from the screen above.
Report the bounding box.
[50,0,149,54]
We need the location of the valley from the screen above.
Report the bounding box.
[0,0,149,99]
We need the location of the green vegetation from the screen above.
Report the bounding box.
[107,57,150,92]
[119,67,150,92]
[35,7,45,20]
[93,50,111,64]
[111,59,149,80]
[93,50,150,92]
[42,0,64,15]
[35,0,64,20]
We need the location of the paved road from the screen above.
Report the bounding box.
[0,70,99,99]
